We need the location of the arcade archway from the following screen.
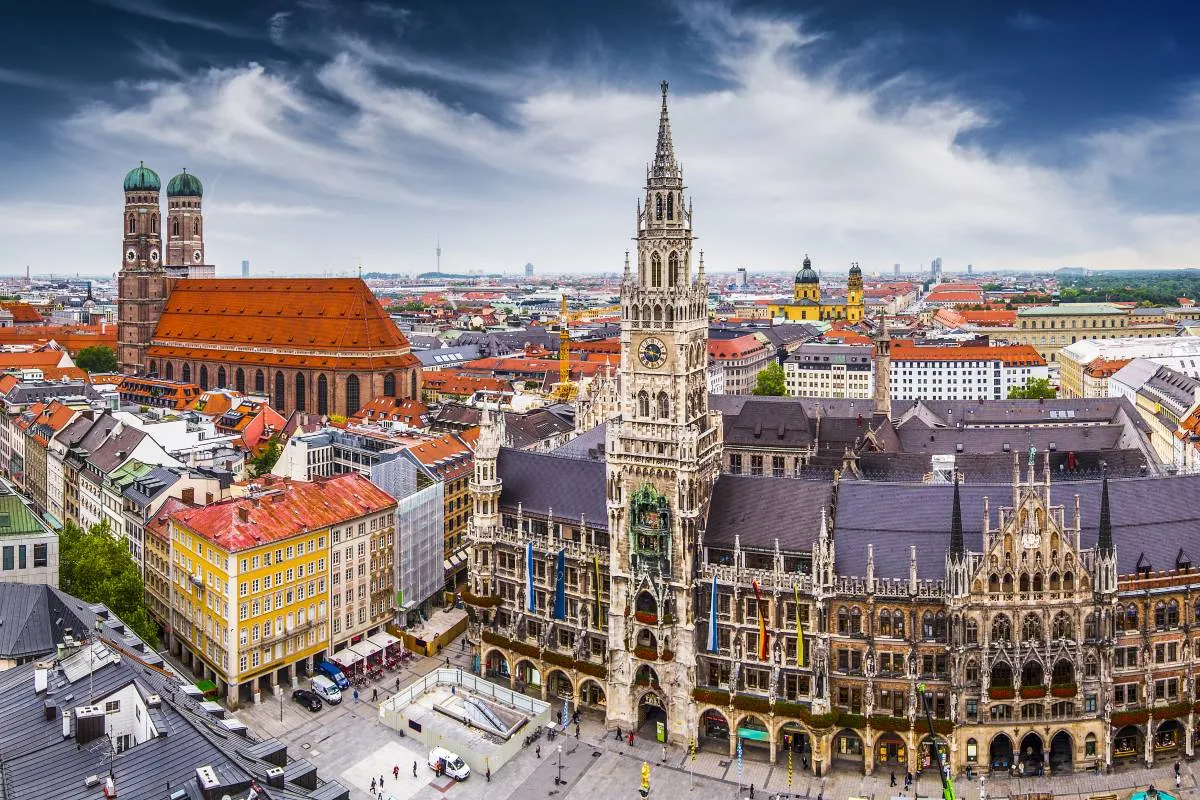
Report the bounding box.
[735,715,770,762]
[875,732,906,768]
[699,708,730,753]
[579,678,606,710]
[779,723,813,771]
[1113,725,1142,761]
[1019,732,1044,776]
[636,689,667,739]
[989,733,1014,771]
[1049,731,1073,772]
[833,729,865,768]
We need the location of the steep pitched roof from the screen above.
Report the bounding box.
[149,278,418,370]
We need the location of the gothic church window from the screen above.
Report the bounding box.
[198,365,209,390]
[657,392,669,418]
[655,194,663,220]
[637,391,650,417]
[991,614,1011,642]
[194,219,200,236]
[346,375,360,414]
[254,369,265,394]
[1052,612,1072,640]
[651,253,662,287]
[1021,613,1042,643]
[165,362,173,380]
[295,373,306,411]
[318,374,329,415]
[151,214,157,233]
[410,371,418,399]
[217,367,226,388]
[127,215,135,234]
[668,251,679,286]
[274,372,285,409]
[173,219,180,236]
[384,373,395,397]
[666,193,674,220]
[182,363,190,382]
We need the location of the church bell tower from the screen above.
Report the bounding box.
[604,82,722,743]
[118,162,170,376]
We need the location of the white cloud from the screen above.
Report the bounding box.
[16,3,1200,274]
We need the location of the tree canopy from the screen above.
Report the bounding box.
[74,345,118,373]
[59,521,158,643]
[248,435,283,477]
[751,362,787,396]
[1007,377,1057,400]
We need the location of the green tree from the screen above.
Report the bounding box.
[1008,377,1057,400]
[248,435,283,477]
[74,345,118,373]
[59,521,158,643]
[751,362,787,396]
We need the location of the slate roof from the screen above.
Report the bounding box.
[496,448,607,528]
[551,423,608,460]
[715,395,816,448]
[705,475,833,550]
[833,474,1200,579]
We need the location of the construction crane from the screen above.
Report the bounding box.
[552,295,578,402]
[917,682,957,800]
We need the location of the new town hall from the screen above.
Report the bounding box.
[466,82,1200,778]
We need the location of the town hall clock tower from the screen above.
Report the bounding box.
[605,82,722,743]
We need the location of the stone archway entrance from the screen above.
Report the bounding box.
[1113,725,1142,761]
[699,709,730,753]
[736,715,770,762]
[989,733,1014,772]
[780,723,813,772]
[1019,732,1045,776]
[833,729,865,770]
[1155,719,1183,754]
[875,732,906,768]
[637,689,667,740]
[579,678,606,711]
[1049,731,1073,773]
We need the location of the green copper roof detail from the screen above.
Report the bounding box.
[124,162,161,192]
[167,169,203,197]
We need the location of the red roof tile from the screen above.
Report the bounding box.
[891,341,1046,367]
[707,334,767,360]
[172,473,395,551]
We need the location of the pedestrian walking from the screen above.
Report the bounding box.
[616,725,622,741]
[393,765,399,780]
[628,731,635,747]
[890,772,896,787]
[370,778,376,794]
[353,688,359,703]
[379,774,384,787]
[413,761,418,778]
[461,638,465,651]
[1176,774,1182,790]
[749,783,755,799]
[536,744,541,759]
[486,766,491,783]
[445,656,451,668]
[661,744,667,763]
[395,677,400,691]
[575,721,580,739]
[372,687,378,702]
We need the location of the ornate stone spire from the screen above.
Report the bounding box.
[1098,474,1113,556]
[949,472,964,560]
[651,80,679,181]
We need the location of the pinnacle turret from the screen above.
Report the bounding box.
[949,473,964,560]
[1098,474,1113,556]
[651,80,679,181]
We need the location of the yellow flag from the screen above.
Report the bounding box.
[794,583,804,665]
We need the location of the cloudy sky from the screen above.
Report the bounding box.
[3,0,1200,277]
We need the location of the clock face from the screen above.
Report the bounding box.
[192,249,202,263]
[149,249,160,262]
[638,337,666,369]
[125,249,136,262]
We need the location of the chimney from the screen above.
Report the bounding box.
[205,492,213,504]
[237,507,250,523]
[181,487,195,504]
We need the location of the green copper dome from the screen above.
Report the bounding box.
[795,255,819,284]
[123,162,160,192]
[167,169,203,198]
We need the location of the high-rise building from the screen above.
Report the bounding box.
[931,256,943,277]
[736,267,748,288]
[241,259,250,277]
[524,262,534,277]
[894,263,900,277]
[967,263,973,275]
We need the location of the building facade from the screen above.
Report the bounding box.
[1013,304,1175,364]
[889,343,1047,402]
[767,259,866,323]
[466,83,1200,782]
[784,344,874,399]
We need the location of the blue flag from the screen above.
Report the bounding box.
[526,541,535,612]
[553,548,567,620]
[707,574,719,652]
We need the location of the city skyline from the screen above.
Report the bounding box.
[3,1,1200,275]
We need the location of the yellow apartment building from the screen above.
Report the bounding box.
[166,472,396,707]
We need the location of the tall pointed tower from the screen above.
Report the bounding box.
[118,163,170,375]
[604,82,722,743]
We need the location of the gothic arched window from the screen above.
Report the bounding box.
[1062,571,1074,591]
[172,219,180,237]
[1021,613,1043,643]
[295,372,306,412]
[198,365,209,390]
[656,392,669,418]
[127,215,135,234]
[666,193,674,220]
[965,619,979,644]
[151,214,158,233]
[1052,612,1072,640]
[194,219,200,236]
[346,374,360,414]
[637,391,650,417]
[235,368,245,394]
[254,369,265,394]
[317,374,329,415]
[410,370,417,399]
[991,614,1011,642]
[668,251,679,287]
[655,193,663,220]
[850,607,862,634]
[165,361,173,380]
[650,252,663,287]
[274,372,285,409]
[384,373,396,397]
[893,610,905,637]
[216,366,226,388]
[837,607,850,635]
[182,363,190,382]
[878,608,891,636]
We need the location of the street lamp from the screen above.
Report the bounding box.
[556,745,563,786]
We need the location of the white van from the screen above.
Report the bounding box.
[310,675,342,704]
[428,747,470,781]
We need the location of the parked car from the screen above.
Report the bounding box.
[316,659,350,689]
[428,747,470,781]
[310,675,342,704]
[292,689,323,712]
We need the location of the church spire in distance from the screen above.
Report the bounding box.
[652,80,679,181]
[949,472,964,560]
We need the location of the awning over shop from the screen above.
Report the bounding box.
[330,649,363,669]
[367,631,400,652]
[351,640,382,660]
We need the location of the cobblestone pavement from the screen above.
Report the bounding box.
[216,634,1198,800]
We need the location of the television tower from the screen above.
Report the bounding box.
[436,236,442,273]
